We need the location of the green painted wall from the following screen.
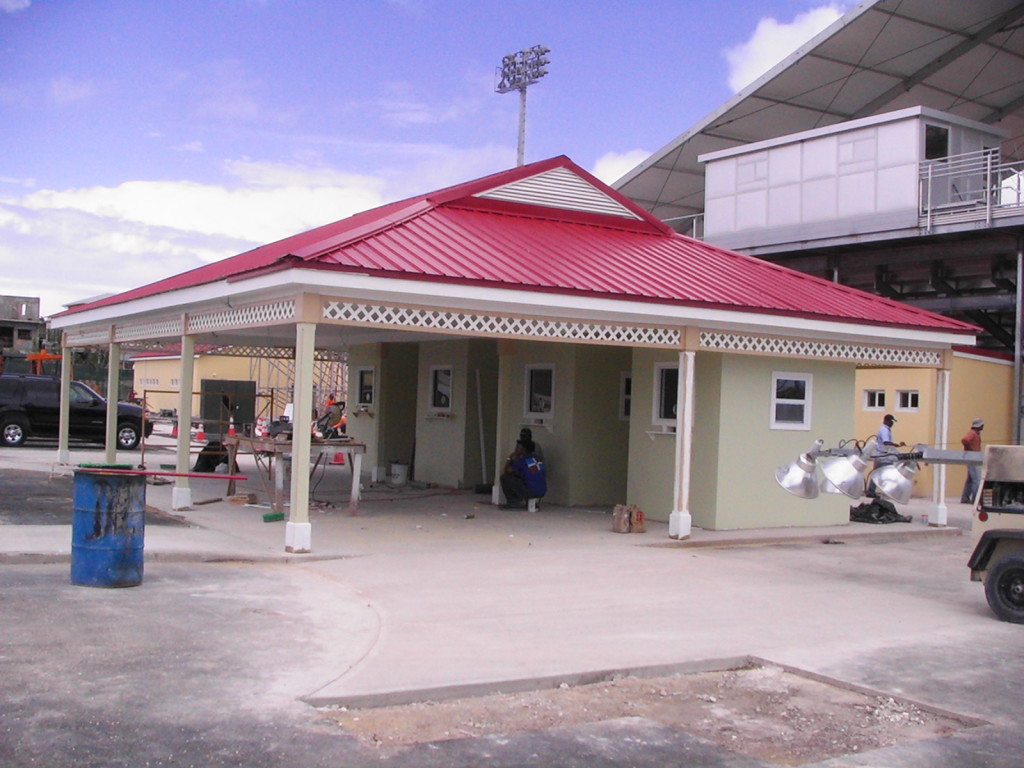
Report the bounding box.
[626,348,678,521]
[627,350,854,528]
[711,355,853,529]
[345,344,380,470]
[379,343,418,475]
[567,345,630,505]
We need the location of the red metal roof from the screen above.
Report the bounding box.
[58,156,976,336]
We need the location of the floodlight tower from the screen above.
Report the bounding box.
[495,45,551,166]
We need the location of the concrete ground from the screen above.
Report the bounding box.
[1,434,1022,767]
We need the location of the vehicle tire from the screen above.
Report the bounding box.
[116,421,141,450]
[984,552,1024,624]
[1,414,29,447]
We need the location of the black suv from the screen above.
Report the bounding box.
[0,374,153,450]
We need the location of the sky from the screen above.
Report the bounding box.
[0,0,851,317]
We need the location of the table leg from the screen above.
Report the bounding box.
[348,452,362,515]
[226,444,238,496]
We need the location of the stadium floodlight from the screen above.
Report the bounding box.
[495,45,551,166]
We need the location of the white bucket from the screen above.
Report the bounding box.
[389,462,409,486]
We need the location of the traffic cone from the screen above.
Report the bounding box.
[196,422,205,442]
[228,417,236,437]
[170,420,178,438]
[331,452,345,465]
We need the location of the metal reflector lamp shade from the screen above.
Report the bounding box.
[820,450,871,499]
[869,461,918,504]
[818,460,849,495]
[775,452,820,499]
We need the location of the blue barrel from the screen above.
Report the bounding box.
[70,467,146,588]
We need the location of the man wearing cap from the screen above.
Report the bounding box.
[515,427,543,463]
[867,414,905,497]
[960,418,985,503]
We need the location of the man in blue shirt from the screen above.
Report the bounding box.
[500,438,547,509]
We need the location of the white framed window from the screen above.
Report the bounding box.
[652,363,679,429]
[771,372,811,430]
[864,389,886,410]
[355,367,375,407]
[170,378,180,388]
[896,389,919,411]
[524,364,554,419]
[619,372,632,421]
[430,365,452,411]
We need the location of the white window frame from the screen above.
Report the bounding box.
[355,366,375,408]
[429,365,453,413]
[652,363,679,430]
[863,389,886,411]
[896,389,919,412]
[619,371,632,421]
[771,371,812,431]
[524,364,554,420]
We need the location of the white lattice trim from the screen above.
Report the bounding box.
[188,300,295,333]
[65,328,111,347]
[115,318,183,343]
[699,331,943,366]
[323,301,680,346]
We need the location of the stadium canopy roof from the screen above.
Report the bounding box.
[616,0,1024,226]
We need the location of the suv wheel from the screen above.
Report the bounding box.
[116,421,141,450]
[985,552,1024,624]
[1,415,29,447]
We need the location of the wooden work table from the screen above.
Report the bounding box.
[223,435,366,514]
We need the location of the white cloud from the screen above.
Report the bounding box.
[173,140,205,153]
[49,76,96,105]
[591,150,652,185]
[725,5,845,92]
[0,0,30,12]
[18,165,387,244]
[1,146,518,317]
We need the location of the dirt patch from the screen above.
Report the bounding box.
[318,664,977,765]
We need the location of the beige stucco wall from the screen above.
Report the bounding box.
[947,351,1014,492]
[345,345,382,473]
[627,350,853,529]
[132,355,258,414]
[349,342,420,480]
[414,339,498,489]
[494,341,628,507]
[853,352,1012,499]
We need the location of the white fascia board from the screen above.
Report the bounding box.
[51,267,972,349]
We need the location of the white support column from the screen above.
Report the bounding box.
[172,333,196,511]
[286,321,316,553]
[931,367,951,526]
[58,340,73,465]
[669,349,695,539]
[104,340,121,464]
[492,347,511,506]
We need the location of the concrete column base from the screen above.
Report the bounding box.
[171,486,192,511]
[285,521,312,553]
[929,500,949,527]
[669,509,692,540]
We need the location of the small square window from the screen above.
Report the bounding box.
[896,390,919,411]
[864,389,886,410]
[772,372,811,430]
[356,367,375,406]
[652,363,678,428]
[525,364,554,418]
[430,366,452,411]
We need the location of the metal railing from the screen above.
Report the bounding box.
[920,148,1024,230]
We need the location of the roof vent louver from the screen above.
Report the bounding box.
[477,167,640,219]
